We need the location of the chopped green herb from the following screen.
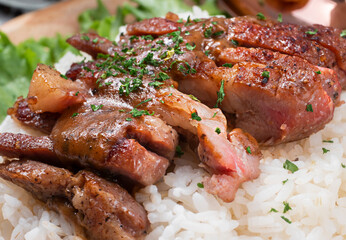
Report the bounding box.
[119,77,142,96]
[129,108,153,118]
[185,31,190,35]
[197,182,204,188]
[283,159,299,173]
[92,38,99,43]
[306,104,313,112]
[256,12,266,20]
[215,80,225,108]
[60,74,68,79]
[262,70,270,78]
[193,18,201,23]
[160,100,165,104]
[148,81,165,88]
[75,91,79,96]
[222,63,233,68]
[177,18,183,23]
[322,147,330,154]
[175,145,184,157]
[281,216,292,224]
[277,13,283,23]
[125,118,132,122]
[204,26,213,38]
[91,104,103,112]
[283,201,292,213]
[306,29,318,35]
[342,163,346,168]
[269,208,278,213]
[71,112,79,118]
[231,39,239,47]
[81,35,90,41]
[282,179,288,184]
[204,50,210,56]
[188,94,200,102]
[141,35,154,41]
[341,30,346,38]
[323,140,334,143]
[129,35,139,42]
[119,109,126,113]
[186,43,196,50]
[135,98,152,107]
[212,112,217,118]
[246,146,252,154]
[213,31,224,37]
[191,112,202,121]
[157,72,170,81]
[211,21,217,25]
[315,70,321,74]
[215,127,221,134]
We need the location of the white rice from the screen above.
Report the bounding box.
[1,6,346,239]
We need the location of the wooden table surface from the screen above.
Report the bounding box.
[0,0,126,44]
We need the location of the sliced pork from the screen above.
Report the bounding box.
[0,160,149,240]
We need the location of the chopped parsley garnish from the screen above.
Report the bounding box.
[204,50,210,56]
[315,70,321,74]
[141,52,161,66]
[215,80,225,108]
[193,18,201,23]
[185,31,190,35]
[75,91,79,96]
[125,118,132,122]
[212,112,217,118]
[119,78,142,96]
[269,208,278,213]
[129,35,139,42]
[81,35,90,41]
[214,31,224,37]
[91,104,104,112]
[60,74,68,79]
[186,43,196,50]
[222,63,233,68]
[281,216,292,224]
[135,98,152,107]
[215,127,221,134]
[141,35,154,41]
[92,38,99,43]
[283,202,292,213]
[148,81,165,88]
[71,112,78,118]
[129,108,153,118]
[323,140,334,143]
[177,18,183,23]
[188,94,200,102]
[306,104,313,112]
[191,112,202,121]
[262,70,270,78]
[283,159,299,173]
[342,163,346,168]
[231,39,239,47]
[282,179,288,184]
[157,72,170,81]
[175,145,184,157]
[341,30,346,38]
[160,100,165,104]
[277,13,283,23]
[197,182,204,188]
[256,12,266,20]
[246,146,252,154]
[178,62,197,75]
[204,26,213,38]
[322,147,330,154]
[305,29,318,35]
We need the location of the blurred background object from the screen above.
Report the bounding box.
[219,0,346,28]
[0,0,62,24]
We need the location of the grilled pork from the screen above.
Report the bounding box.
[0,160,149,240]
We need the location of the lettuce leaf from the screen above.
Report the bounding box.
[0,32,78,121]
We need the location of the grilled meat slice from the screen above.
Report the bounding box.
[7,97,60,134]
[0,132,59,164]
[0,160,149,240]
[51,98,175,186]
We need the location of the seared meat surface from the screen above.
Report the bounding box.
[0,160,149,240]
